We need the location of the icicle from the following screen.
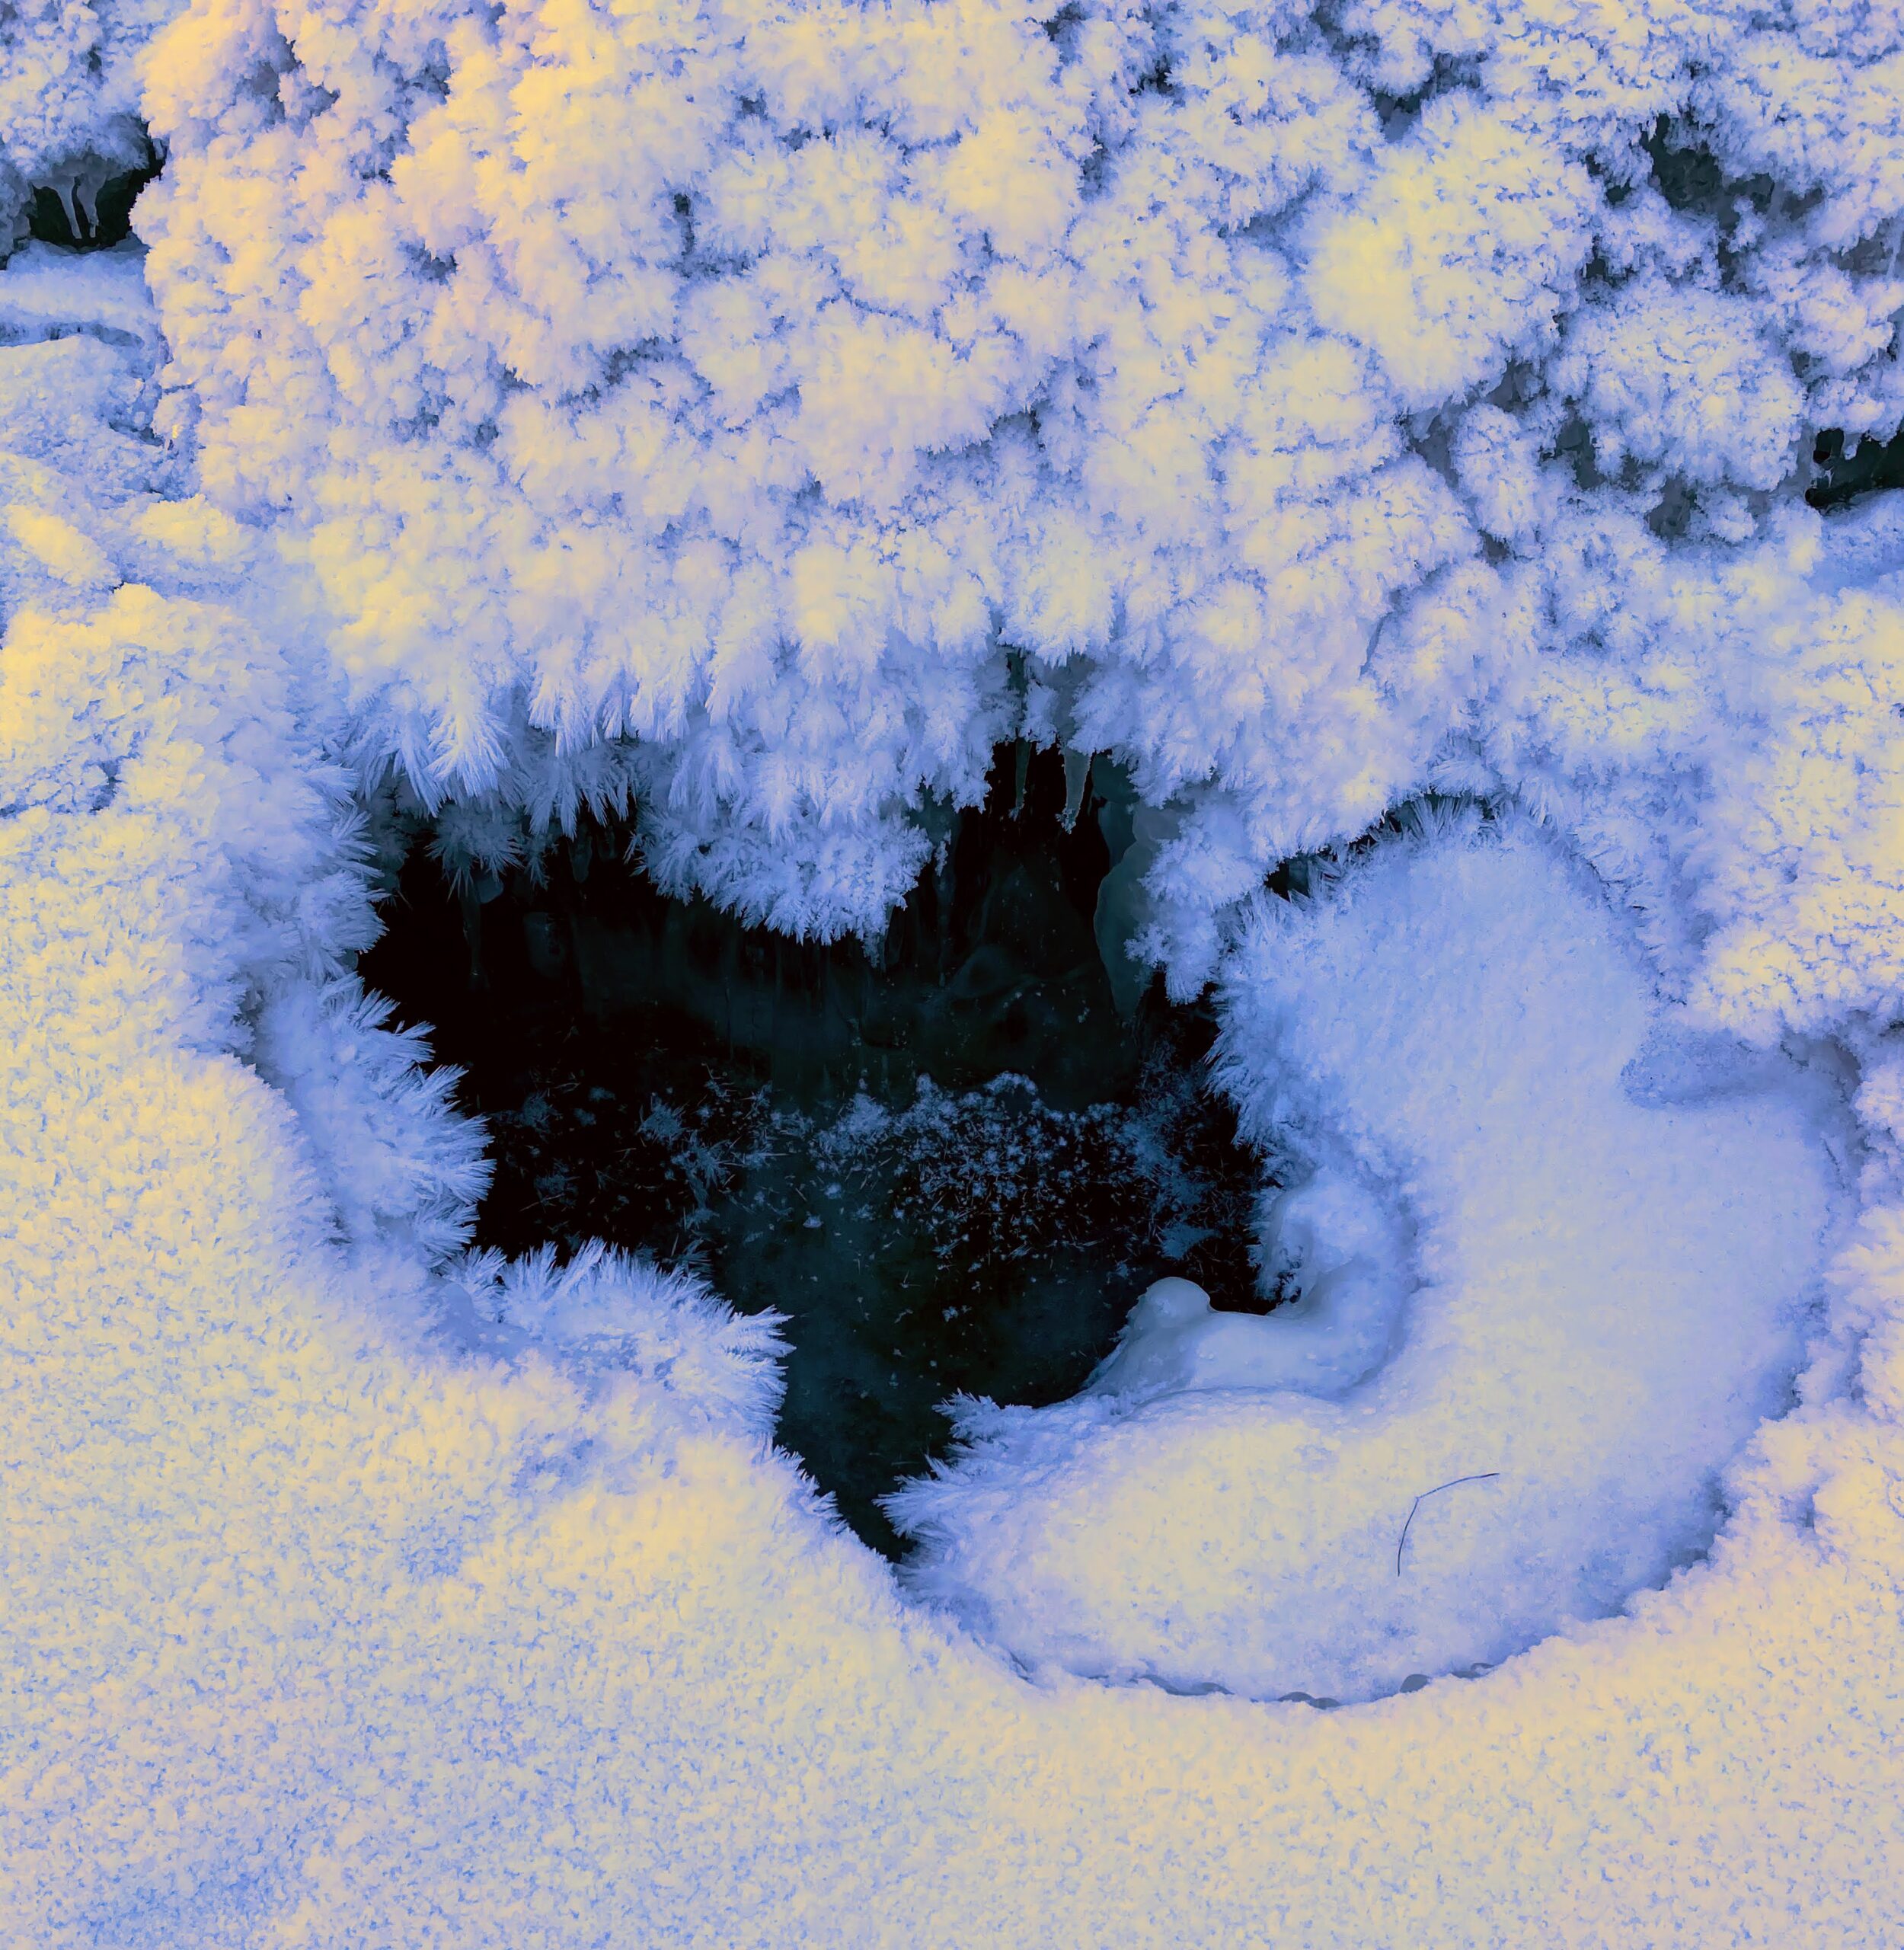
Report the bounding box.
[458,883,488,993]
[1060,748,1092,831]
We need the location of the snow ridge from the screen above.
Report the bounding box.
[891,820,1846,1702]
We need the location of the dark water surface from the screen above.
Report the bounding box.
[360,749,1270,1553]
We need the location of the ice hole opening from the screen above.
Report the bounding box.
[1808,424,1904,510]
[360,744,1276,1555]
[19,136,161,255]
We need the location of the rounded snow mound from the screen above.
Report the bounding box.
[889,819,1848,1702]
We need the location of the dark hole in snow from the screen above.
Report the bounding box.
[1808,426,1904,511]
[361,744,1273,1556]
[24,146,161,254]
[1642,121,1727,218]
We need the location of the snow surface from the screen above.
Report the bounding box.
[78,0,1900,983]
[891,821,1846,1702]
[5,299,1904,1940]
[0,241,159,351]
[8,0,1904,1933]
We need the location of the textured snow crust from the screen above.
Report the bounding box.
[1491,494,1904,1043]
[891,823,1845,1702]
[7,0,1904,1935]
[6,318,1904,1945]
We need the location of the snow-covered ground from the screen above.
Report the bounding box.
[8,0,1904,1935]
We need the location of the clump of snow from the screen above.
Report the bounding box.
[1554,277,1806,492]
[890,820,1845,1702]
[0,240,160,352]
[443,1240,790,1431]
[113,0,1904,985]
[1088,1157,1409,1399]
[1302,94,1596,409]
[1488,494,1904,1041]
[0,0,169,234]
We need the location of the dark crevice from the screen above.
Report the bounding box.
[360,745,1274,1555]
[1808,426,1904,511]
[1643,119,1727,219]
[1643,117,1781,228]
[25,142,161,253]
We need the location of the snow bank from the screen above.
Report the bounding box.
[117,0,1904,980]
[7,276,1904,1945]
[891,822,1845,1702]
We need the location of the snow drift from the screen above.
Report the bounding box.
[892,820,1845,1702]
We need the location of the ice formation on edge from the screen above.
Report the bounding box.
[890,821,1845,1702]
[61,0,1904,994]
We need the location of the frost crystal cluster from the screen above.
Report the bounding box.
[0,0,1877,1003]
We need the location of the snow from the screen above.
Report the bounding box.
[1091,1172,1407,1399]
[0,241,159,351]
[6,449,1904,1929]
[890,820,1846,1702]
[8,0,1904,1935]
[0,0,166,194]
[1554,276,1807,492]
[1488,494,1904,1041]
[107,0,1904,977]
[1302,94,1596,410]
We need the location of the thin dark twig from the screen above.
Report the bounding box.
[1396,1472,1502,1576]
